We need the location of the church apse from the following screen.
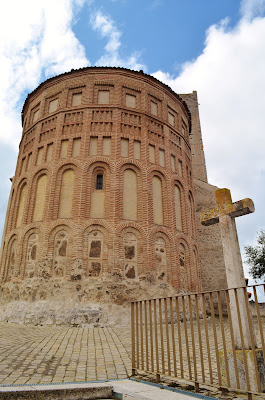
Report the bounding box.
[0,67,202,326]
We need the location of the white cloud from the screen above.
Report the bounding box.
[90,11,121,52]
[0,0,89,149]
[0,0,93,237]
[89,10,145,70]
[0,2,146,150]
[240,0,265,19]
[153,3,265,255]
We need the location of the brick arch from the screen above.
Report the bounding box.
[12,177,28,198]
[51,163,79,220]
[48,223,72,240]
[116,158,144,171]
[171,179,186,234]
[83,224,110,277]
[119,162,142,175]
[0,240,6,278]
[83,160,113,220]
[4,188,15,235]
[148,227,175,286]
[21,227,41,279]
[115,221,147,238]
[118,163,143,222]
[191,245,201,292]
[47,219,77,233]
[11,178,28,230]
[83,157,115,173]
[171,173,185,187]
[188,190,197,239]
[48,224,73,279]
[172,178,184,190]
[55,159,81,171]
[2,234,18,282]
[56,162,79,175]
[149,225,175,242]
[118,226,144,279]
[33,164,53,176]
[177,236,191,252]
[177,237,191,291]
[148,169,170,227]
[27,169,49,224]
[2,228,21,250]
[82,220,113,235]
[48,224,73,260]
[148,164,171,181]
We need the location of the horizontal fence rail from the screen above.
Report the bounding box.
[131,284,265,395]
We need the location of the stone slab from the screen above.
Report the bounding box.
[0,380,217,400]
[0,383,113,399]
[112,380,216,400]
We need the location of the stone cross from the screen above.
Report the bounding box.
[201,188,255,349]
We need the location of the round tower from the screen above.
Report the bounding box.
[0,67,201,325]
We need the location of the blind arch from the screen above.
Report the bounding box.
[58,169,75,218]
[33,175,47,221]
[174,185,182,231]
[123,169,137,220]
[152,176,163,225]
[16,183,27,228]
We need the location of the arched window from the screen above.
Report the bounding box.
[16,183,27,227]
[124,232,138,279]
[152,176,163,225]
[5,238,17,282]
[174,185,182,231]
[88,230,103,277]
[33,175,47,221]
[123,169,137,220]
[179,243,188,289]
[58,169,75,218]
[54,230,68,277]
[25,233,38,279]
[91,169,105,218]
[155,237,167,281]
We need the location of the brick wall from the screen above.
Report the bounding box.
[0,68,204,325]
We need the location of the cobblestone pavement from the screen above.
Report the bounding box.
[0,323,132,385]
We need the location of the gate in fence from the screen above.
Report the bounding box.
[131,284,265,396]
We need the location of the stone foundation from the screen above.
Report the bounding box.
[0,275,179,326]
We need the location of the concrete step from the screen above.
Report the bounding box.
[0,383,114,400]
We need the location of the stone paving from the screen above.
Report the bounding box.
[0,316,264,389]
[0,323,131,385]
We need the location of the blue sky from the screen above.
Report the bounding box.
[0,0,265,280]
[73,0,241,73]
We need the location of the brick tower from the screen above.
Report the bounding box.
[0,67,203,325]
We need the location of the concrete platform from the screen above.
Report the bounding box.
[0,379,217,400]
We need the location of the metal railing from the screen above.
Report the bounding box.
[131,284,265,396]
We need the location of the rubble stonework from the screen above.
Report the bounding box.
[0,67,227,325]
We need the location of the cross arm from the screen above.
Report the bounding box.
[229,198,255,218]
[201,197,255,226]
[200,208,220,226]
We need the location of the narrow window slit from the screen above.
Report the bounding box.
[96,174,103,190]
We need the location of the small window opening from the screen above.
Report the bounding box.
[96,174,103,190]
